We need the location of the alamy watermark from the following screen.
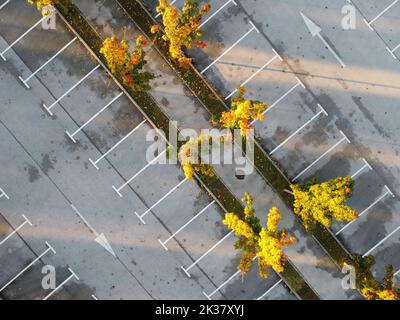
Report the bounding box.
[42,6,56,30]
[341,4,356,30]
[144,121,255,176]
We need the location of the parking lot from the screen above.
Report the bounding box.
[146,0,400,281]
[1,0,399,300]
[0,0,301,300]
[87,0,364,299]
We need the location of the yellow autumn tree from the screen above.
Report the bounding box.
[353,255,399,300]
[291,176,358,232]
[223,192,296,279]
[100,35,155,92]
[152,0,211,67]
[178,134,214,179]
[219,87,267,136]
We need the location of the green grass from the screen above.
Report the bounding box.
[116,0,357,275]
[53,0,319,300]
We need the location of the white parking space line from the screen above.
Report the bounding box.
[18,37,77,89]
[363,0,399,30]
[270,104,328,155]
[0,15,48,61]
[158,200,216,251]
[351,158,373,179]
[155,0,177,18]
[112,149,166,197]
[386,44,400,60]
[292,131,351,182]
[42,268,79,300]
[202,256,257,300]
[363,225,400,257]
[199,0,237,28]
[203,269,240,300]
[225,51,280,100]
[66,92,124,143]
[251,77,304,125]
[91,294,98,300]
[0,0,10,11]
[201,24,258,74]
[0,186,9,199]
[181,230,234,278]
[89,119,146,170]
[0,241,56,292]
[256,279,283,300]
[134,178,188,224]
[395,269,400,277]
[42,65,101,116]
[0,214,32,246]
[336,185,395,235]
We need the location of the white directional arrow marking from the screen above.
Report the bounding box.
[300,12,346,68]
[94,233,116,257]
[71,204,116,257]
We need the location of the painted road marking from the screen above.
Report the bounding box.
[181,230,234,278]
[66,92,123,143]
[225,51,280,100]
[0,214,32,246]
[202,256,256,300]
[270,104,328,155]
[200,0,237,29]
[112,149,166,197]
[42,65,101,116]
[89,119,146,170]
[351,158,373,179]
[134,178,188,224]
[363,0,399,30]
[155,0,177,18]
[293,130,351,182]
[201,24,257,74]
[91,294,98,300]
[158,200,216,250]
[251,77,303,125]
[0,15,48,61]
[301,12,346,67]
[19,37,77,89]
[70,204,116,257]
[42,268,79,300]
[363,225,400,257]
[0,241,56,292]
[336,185,395,235]
[386,44,400,60]
[0,186,9,199]
[395,269,400,277]
[0,0,10,11]
[256,279,283,300]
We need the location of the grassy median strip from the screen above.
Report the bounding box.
[116,0,356,272]
[53,0,318,300]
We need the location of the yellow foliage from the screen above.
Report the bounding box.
[100,35,155,92]
[267,207,281,233]
[100,36,130,75]
[220,87,267,136]
[291,176,358,231]
[178,135,214,179]
[154,0,211,67]
[242,192,255,219]
[223,194,296,279]
[223,213,254,238]
[238,251,256,276]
